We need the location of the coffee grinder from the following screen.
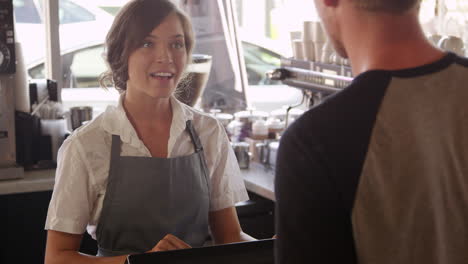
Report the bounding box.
[0,0,24,180]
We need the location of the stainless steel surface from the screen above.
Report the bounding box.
[241,162,275,201]
[0,165,24,181]
[269,58,354,96]
[0,169,54,195]
[70,106,93,130]
[0,164,276,201]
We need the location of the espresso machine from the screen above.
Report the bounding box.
[0,0,24,180]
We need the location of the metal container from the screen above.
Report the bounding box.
[175,54,212,106]
[232,142,251,169]
[70,106,93,130]
[268,141,280,168]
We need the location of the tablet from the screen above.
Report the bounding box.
[127,238,274,264]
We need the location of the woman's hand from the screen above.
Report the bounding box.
[148,234,192,252]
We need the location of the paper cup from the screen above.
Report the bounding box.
[312,22,327,42]
[302,21,315,41]
[302,40,315,61]
[292,40,305,60]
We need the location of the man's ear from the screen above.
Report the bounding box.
[323,0,339,7]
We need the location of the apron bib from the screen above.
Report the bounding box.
[96,120,210,256]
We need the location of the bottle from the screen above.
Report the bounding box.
[252,119,269,140]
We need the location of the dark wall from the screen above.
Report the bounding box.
[0,190,274,263]
[1,191,52,264]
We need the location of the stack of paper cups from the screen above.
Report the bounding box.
[302,21,315,61]
[290,31,302,47]
[312,22,327,64]
[290,31,304,60]
[321,41,335,64]
[292,40,305,60]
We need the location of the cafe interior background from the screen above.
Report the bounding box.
[0,0,467,263]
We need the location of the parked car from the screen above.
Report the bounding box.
[13,0,114,67]
[26,40,282,88]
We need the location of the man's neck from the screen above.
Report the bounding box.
[341,11,445,76]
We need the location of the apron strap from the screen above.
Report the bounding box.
[185,120,211,198]
[110,135,121,160]
[96,134,122,243]
[185,120,203,152]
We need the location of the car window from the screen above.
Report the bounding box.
[242,42,281,85]
[36,0,95,24]
[28,44,107,88]
[58,0,95,24]
[13,0,41,24]
[69,44,106,88]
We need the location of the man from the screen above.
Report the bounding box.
[275,0,468,263]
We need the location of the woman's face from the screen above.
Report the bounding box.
[126,12,187,99]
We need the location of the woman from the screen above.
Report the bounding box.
[44,1,253,263]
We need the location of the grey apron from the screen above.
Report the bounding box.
[96,120,210,256]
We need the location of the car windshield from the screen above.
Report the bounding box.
[13,0,41,23]
[14,0,96,24]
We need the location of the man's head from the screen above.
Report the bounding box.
[314,0,422,58]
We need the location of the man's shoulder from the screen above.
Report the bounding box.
[291,71,392,133]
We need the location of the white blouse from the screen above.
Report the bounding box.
[45,94,249,239]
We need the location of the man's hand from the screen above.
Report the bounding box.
[148,234,192,252]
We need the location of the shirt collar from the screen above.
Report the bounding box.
[101,93,194,150]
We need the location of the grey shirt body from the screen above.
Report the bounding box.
[275,53,468,264]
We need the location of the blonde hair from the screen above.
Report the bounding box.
[99,0,194,92]
[353,0,421,13]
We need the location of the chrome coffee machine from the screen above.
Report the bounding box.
[0,0,24,180]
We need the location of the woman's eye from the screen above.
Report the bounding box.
[142,41,153,48]
[172,42,185,49]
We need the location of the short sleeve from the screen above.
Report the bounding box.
[207,121,249,211]
[44,136,97,234]
[274,126,356,264]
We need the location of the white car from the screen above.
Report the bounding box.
[13,0,114,67]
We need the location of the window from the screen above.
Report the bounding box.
[16,0,468,116]
[28,44,106,88]
[13,0,41,23]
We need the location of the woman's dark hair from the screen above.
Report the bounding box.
[99,0,194,92]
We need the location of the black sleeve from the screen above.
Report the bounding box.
[274,126,357,264]
[274,70,393,264]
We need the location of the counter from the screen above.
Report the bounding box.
[241,162,275,201]
[0,162,275,200]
